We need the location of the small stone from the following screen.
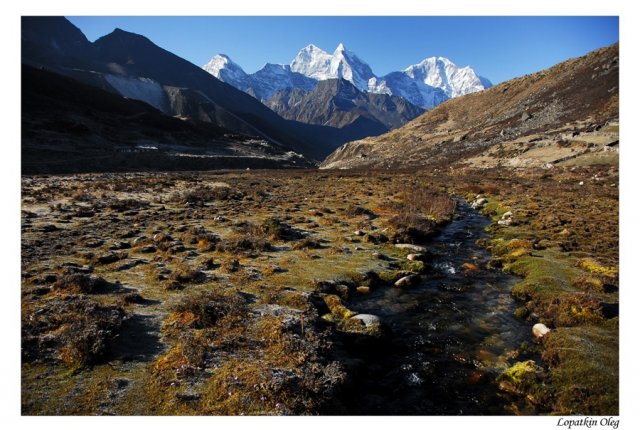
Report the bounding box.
[462,262,480,272]
[471,198,488,209]
[395,243,428,253]
[354,230,365,236]
[96,252,122,265]
[394,274,420,288]
[532,323,551,338]
[497,219,513,226]
[407,253,424,261]
[335,284,351,300]
[356,286,370,294]
[132,236,147,246]
[350,314,381,327]
[501,211,513,219]
[153,233,172,242]
[453,133,468,143]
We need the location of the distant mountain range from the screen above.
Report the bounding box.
[24,16,419,171]
[265,78,424,132]
[29,16,612,177]
[320,44,619,170]
[203,43,492,109]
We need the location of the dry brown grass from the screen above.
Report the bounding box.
[22,297,126,368]
[384,187,456,242]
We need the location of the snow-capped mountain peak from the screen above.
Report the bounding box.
[290,44,332,81]
[402,56,489,98]
[202,44,491,110]
[290,43,375,92]
[202,54,249,89]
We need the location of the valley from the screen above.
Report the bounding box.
[19,16,620,418]
[21,167,618,415]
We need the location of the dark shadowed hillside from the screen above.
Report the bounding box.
[22,65,312,173]
[21,17,372,163]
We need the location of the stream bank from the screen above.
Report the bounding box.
[331,201,536,415]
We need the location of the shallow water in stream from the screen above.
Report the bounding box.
[344,201,533,415]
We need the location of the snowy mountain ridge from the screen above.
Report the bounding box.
[290,43,376,92]
[203,43,492,109]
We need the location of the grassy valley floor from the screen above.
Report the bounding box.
[21,166,618,415]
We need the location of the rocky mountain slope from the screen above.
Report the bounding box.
[265,78,425,132]
[22,65,311,173]
[203,55,317,101]
[321,44,619,170]
[203,43,491,109]
[21,17,358,163]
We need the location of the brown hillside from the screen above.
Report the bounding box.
[320,44,618,170]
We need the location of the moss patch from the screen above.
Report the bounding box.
[541,323,619,415]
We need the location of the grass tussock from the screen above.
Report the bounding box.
[22,297,125,368]
[385,188,456,242]
[53,273,110,294]
[170,185,244,205]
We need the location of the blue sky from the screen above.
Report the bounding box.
[67,16,618,84]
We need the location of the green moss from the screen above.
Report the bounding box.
[514,306,529,319]
[496,360,548,405]
[481,199,512,222]
[498,360,540,388]
[337,317,386,338]
[323,294,357,320]
[377,270,402,284]
[578,258,618,278]
[490,238,533,264]
[505,251,581,300]
[401,260,426,273]
[542,324,619,415]
[483,195,619,415]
